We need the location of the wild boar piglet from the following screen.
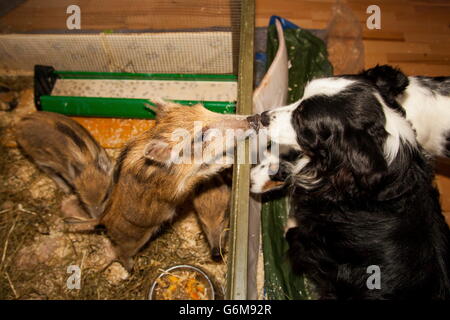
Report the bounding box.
[98,101,253,270]
[15,111,113,219]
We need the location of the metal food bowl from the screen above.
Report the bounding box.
[149,264,215,300]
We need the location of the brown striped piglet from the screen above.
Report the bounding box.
[191,170,231,262]
[15,111,113,219]
[74,101,253,271]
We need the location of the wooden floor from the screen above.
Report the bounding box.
[1,0,449,75]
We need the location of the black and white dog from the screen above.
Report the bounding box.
[362,65,450,157]
[249,66,450,299]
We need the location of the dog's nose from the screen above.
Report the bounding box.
[260,111,270,127]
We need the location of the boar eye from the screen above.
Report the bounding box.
[200,162,209,170]
[192,131,209,145]
[193,130,204,143]
[201,126,213,140]
[101,184,113,204]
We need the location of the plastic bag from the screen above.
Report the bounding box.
[326,0,365,75]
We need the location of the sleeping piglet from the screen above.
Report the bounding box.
[15,111,113,219]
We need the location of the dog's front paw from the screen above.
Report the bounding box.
[250,151,289,193]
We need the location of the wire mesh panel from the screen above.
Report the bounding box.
[0,33,235,73]
[0,0,241,74]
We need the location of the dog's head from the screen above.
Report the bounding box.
[251,74,418,200]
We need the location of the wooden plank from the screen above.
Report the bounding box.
[226,0,254,301]
[405,32,450,44]
[364,54,389,68]
[363,40,431,55]
[0,0,236,32]
[387,52,450,64]
[391,63,450,76]
[363,30,405,41]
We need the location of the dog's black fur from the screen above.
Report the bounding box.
[272,75,450,299]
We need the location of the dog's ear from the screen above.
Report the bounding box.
[360,65,409,101]
[293,99,389,198]
[297,119,388,197]
[337,129,388,194]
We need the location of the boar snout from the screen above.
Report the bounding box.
[211,247,223,262]
[214,115,253,131]
[246,114,261,132]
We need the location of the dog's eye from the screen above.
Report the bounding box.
[269,162,290,181]
[280,149,302,162]
[319,127,331,141]
[302,128,315,143]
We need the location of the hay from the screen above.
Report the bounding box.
[0,76,228,300]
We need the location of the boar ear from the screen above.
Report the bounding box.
[143,139,172,163]
[96,152,113,174]
[191,103,205,109]
[145,99,178,117]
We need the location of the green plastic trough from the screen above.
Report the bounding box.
[34,66,237,118]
